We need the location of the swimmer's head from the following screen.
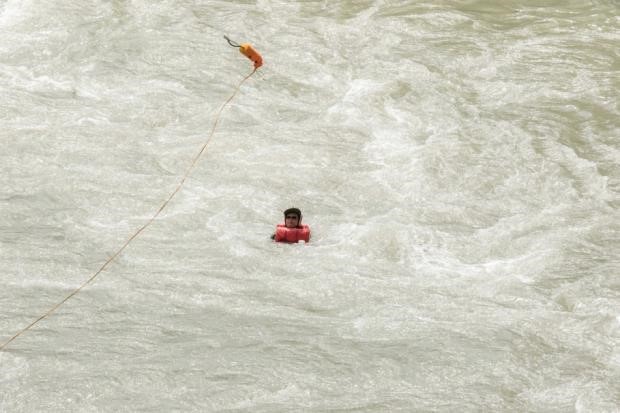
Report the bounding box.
[283,207,302,228]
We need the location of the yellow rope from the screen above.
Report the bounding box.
[0,68,257,351]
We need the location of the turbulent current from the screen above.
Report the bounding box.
[1,1,619,412]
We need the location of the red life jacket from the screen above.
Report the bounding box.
[274,224,310,243]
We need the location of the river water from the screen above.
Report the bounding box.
[1,1,619,412]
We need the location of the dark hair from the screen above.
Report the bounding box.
[283,207,301,218]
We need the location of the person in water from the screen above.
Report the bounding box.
[271,207,311,243]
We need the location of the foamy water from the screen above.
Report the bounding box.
[1,1,619,411]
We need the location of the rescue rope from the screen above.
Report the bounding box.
[0,38,262,352]
[224,35,241,48]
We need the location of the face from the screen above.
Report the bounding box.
[285,214,300,228]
